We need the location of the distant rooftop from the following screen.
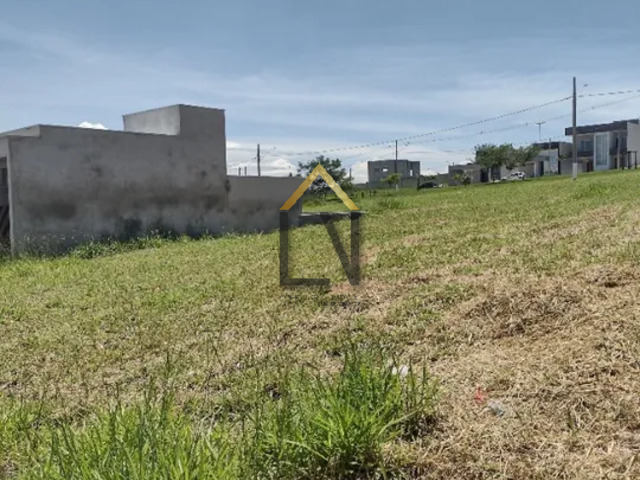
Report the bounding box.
[564,119,639,136]
[368,159,412,164]
[532,141,571,149]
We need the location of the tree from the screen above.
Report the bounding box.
[453,172,471,186]
[297,156,349,196]
[382,173,402,190]
[474,143,540,179]
[474,144,512,180]
[509,145,540,171]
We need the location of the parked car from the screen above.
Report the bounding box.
[418,181,443,189]
[501,171,526,181]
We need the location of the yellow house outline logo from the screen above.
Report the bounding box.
[279,164,362,287]
[280,164,359,211]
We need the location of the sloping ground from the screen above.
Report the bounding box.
[1,170,640,478]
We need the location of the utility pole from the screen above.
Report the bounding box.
[536,122,544,142]
[394,140,398,173]
[572,76,578,180]
[257,144,261,177]
[349,168,352,180]
[393,140,398,190]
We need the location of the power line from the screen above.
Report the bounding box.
[579,88,640,98]
[256,89,640,170]
[279,91,640,170]
[270,95,572,158]
[402,92,640,150]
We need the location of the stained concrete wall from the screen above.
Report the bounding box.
[0,126,42,138]
[448,164,485,185]
[227,176,302,231]
[7,119,228,253]
[123,105,226,143]
[0,140,7,208]
[368,160,420,184]
[123,105,182,136]
[4,105,304,254]
[558,159,584,176]
[627,123,640,167]
[0,139,9,207]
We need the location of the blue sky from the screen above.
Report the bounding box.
[2,0,640,180]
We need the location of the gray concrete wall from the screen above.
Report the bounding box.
[123,105,226,144]
[368,160,420,183]
[520,163,534,177]
[123,105,181,135]
[627,123,640,168]
[0,141,7,208]
[434,173,448,185]
[5,104,304,254]
[558,159,584,175]
[448,165,484,185]
[0,126,42,138]
[0,139,8,207]
[0,137,8,159]
[8,122,228,253]
[558,142,572,158]
[227,176,302,231]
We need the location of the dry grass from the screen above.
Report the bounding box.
[2,170,640,478]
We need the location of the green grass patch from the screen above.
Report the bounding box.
[2,348,436,480]
[4,170,640,477]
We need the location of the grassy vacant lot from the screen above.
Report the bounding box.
[2,170,640,478]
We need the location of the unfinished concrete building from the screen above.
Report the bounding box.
[0,104,302,254]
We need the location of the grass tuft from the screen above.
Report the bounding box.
[246,347,437,478]
[6,348,436,480]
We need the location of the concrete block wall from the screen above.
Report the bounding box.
[367,160,420,184]
[0,148,7,208]
[3,104,303,254]
[227,176,302,232]
[123,105,182,136]
[0,138,9,159]
[627,123,640,166]
[558,159,584,176]
[8,124,229,252]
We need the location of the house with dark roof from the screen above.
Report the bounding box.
[564,119,640,171]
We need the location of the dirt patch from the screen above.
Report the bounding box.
[402,266,640,478]
[460,282,584,339]
[403,234,426,246]
[582,264,639,289]
[360,245,380,266]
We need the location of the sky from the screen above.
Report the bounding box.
[2,0,640,181]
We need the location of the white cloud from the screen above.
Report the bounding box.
[4,22,640,177]
[78,121,106,130]
[350,162,368,183]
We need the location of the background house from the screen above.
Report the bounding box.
[496,141,573,178]
[448,163,487,185]
[564,119,640,171]
[0,104,302,254]
[530,141,572,176]
[367,159,421,188]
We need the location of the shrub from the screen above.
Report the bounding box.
[11,348,437,480]
[24,395,238,480]
[244,348,437,479]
